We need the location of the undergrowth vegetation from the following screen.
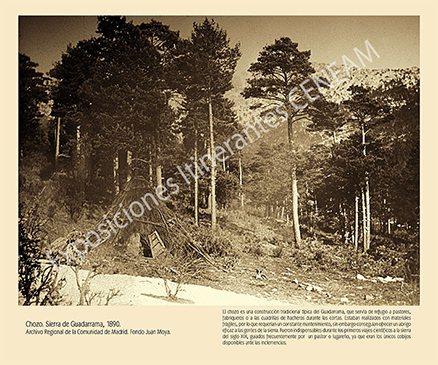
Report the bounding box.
[19,200,419,305]
[218,210,419,283]
[290,236,418,281]
[18,208,64,305]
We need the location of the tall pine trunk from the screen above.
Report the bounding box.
[365,178,371,252]
[340,203,349,244]
[194,127,199,226]
[362,187,367,252]
[354,195,359,251]
[291,168,301,247]
[156,165,163,189]
[148,145,153,184]
[55,117,61,168]
[113,150,129,195]
[288,119,301,248]
[113,155,119,195]
[155,138,163,192]
[208,97,217,229]
[361,123,371,253]
[117,150,128,192]
[239,154,244,210]
[127,150,132,183]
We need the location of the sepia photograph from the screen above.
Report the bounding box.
[18,15,420,307]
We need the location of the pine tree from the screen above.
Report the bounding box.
[177,18,241,229]
[19,53,49,157]
[343,85,392,252]
[243,38,316,247]
[50,17,181,199]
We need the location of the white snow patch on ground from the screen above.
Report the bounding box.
[58,269,288,306]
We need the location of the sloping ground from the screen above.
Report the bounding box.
[56,251,418,307]
[197,210,420,306]
[57,268,296,306]
[196,253,419,306]
[55,208,419,306]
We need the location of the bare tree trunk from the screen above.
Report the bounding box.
[156,165,163,190]
[288,119,301,248]
[194,127,199,226]
[76,124,80,157]
[239,154,244,210]
[118,150,128,191]
[361,123,371,253]
[362,187,367,253]
[291,168,301,247]
[148,145,153,184]
[155,140,163,192]
[127,150,132,182]
[342,203,348,245]
[55,117,61,167]
[113,155,119,195]
[208,97,217,229]
[365,177,371,252]
[339,202,344,243]
[354,195,359,251]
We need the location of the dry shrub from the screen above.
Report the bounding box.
[242,242,264,257]
[290,236,415,281]
[19,210,64,305]
[153,251,206,300]
[192,226,237,258]
[70,267,121,306]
